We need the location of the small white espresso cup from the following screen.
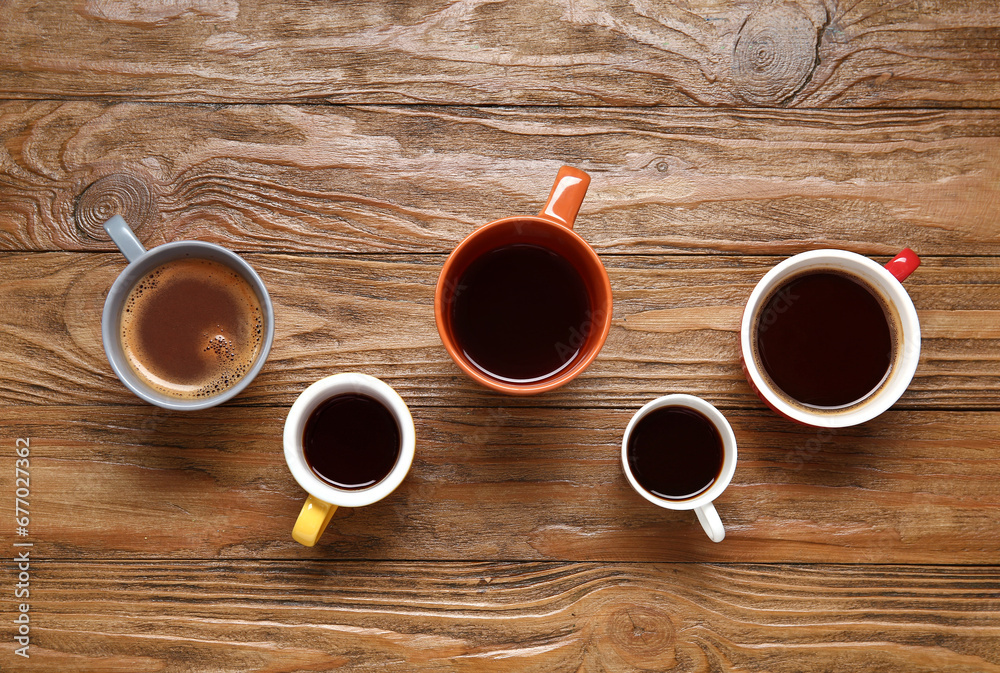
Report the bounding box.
[621,394,738,543]
[283,373,416,547]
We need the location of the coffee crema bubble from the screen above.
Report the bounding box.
[119,258,264,400]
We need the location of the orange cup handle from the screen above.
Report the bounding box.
[538,166,591,230]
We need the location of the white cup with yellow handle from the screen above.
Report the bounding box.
[283,373,415,547]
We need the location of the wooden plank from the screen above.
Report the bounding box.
[1,0,998,107]
[0,252,995,408]
[2,406,998,562]
[0,561,997,672]
[1,103,999,255]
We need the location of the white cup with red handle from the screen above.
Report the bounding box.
[740,248,921,428]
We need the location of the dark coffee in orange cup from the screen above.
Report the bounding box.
[435,166,613,395]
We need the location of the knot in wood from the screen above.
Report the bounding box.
[75,173,155,241]
[605,605,676,665]
[732,4,820,105]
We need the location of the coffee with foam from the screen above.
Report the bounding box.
[119,258,264,399]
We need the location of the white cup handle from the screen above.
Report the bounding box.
[695,502,725,543]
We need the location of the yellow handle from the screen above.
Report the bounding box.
[292,495,338,547]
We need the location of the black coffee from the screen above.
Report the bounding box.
[754,271,895,409]
[627,406,724,500]
[450,243,592,383]
[120,258,264,399]
[303,394,400,490]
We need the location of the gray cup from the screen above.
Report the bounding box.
[101,215,275,410]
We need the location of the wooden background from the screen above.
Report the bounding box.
[1,1,998,671]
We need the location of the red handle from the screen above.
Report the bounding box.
[538,166,590,229]
[884,248,920,282]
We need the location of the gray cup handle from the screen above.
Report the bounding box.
[103,215,146,263]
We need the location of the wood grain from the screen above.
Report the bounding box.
[1,102,998,254]
[0,561,997,672]
[2,406,998,562]
[2,0,998,669]
[1,0,998,107]
[0,252,995,408]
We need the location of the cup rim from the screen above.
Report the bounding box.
[101,240,275,411]
[621,394,738,511]
[739,249,921,428]
[434,216,613,395]
[283,373,416,508]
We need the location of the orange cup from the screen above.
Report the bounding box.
[434,166,613,395]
